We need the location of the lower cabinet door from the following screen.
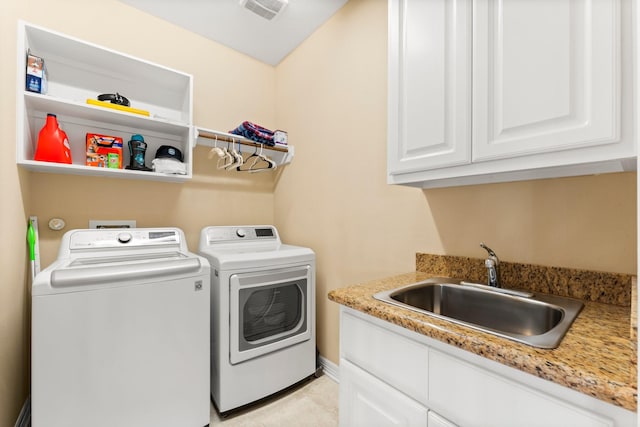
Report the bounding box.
[340,359,428,427]
[428,349,614,427]
[428,411,458,427]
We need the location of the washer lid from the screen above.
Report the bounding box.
[32,227,208,296]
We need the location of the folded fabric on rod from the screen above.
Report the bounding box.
[229,121,275,146]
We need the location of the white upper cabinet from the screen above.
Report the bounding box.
[388,0,636,188]
[388,0,472,175]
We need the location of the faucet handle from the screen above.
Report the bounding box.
[480,242,499,263]
[481,244,500,287]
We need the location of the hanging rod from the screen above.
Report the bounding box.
[197,129,289,153]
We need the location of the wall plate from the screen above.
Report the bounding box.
[89,220,137,229]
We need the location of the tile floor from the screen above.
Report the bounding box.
[209,375,339,426]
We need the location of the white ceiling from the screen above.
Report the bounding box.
[118,0,349,66]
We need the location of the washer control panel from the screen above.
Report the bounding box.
[205,226,278,244]
[68,228,181,250]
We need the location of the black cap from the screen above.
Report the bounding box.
[155,145,183,162]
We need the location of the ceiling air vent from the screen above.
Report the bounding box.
[239,0,288,21]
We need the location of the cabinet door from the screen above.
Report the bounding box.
[340,359,428,427]
[341,309,429,406]
[428,349,614,427]
[388,0,472,175]
[472,0,621,161]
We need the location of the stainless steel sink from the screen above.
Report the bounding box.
[373,277,583,348]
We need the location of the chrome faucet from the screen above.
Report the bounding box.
[480,243,500,288]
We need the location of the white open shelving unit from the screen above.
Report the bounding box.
[16,21,293,182]
[16,21,194,182]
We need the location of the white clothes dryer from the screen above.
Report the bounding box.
[198,225,316,414]
[31,228,210,427]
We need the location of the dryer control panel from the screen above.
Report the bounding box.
[204,226,278,244]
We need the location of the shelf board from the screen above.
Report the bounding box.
[24,92,191,137]
[19,159,190,183]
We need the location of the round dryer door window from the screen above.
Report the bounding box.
[242,285,302,342]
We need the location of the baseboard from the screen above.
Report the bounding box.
[318,355,339,383]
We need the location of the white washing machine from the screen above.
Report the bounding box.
[198,225,316,414]
[31,228,210,427]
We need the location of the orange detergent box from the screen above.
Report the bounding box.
[86,133,123,169]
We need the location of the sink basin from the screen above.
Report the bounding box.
[373,277,583,348]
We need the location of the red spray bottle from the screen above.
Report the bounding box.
[34,113,72,164]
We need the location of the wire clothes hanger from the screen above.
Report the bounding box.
[207,134,225,159]
[225,138,243,170]
[237,143,276,173]
[217,139,235,169]
[206,134,277,172]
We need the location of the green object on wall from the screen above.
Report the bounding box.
[27,220,36,261]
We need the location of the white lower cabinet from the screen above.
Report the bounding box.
[339,307,636,427]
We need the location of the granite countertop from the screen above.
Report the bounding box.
[328,255,637,412]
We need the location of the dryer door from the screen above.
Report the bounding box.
[229,265,312,365]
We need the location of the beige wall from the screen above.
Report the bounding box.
[274,0,637,366]
[1,0,30,424]
[1,0,637,423]
[1,0,279,423]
